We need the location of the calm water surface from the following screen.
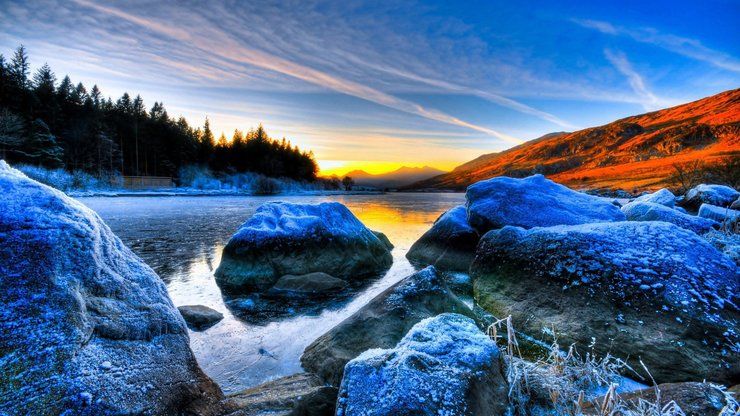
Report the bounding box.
[79,193,464,393]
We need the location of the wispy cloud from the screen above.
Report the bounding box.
[574,18,740,73]
[603,49,660,111]
[72,0,523,145]
[354,64,578,129]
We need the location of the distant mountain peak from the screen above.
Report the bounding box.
[343,165,448,189]
[409,89,740,191]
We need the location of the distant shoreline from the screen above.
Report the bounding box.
[69,189,391,198]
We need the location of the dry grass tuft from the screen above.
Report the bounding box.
[487,316,739,416]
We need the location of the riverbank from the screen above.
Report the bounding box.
[68,188,386,197]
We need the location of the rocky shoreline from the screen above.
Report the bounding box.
[1,161,738,415]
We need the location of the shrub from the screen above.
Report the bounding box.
[15,164,108,191]
[252,175,278,195]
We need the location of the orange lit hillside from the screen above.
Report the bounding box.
[412,88,740,191]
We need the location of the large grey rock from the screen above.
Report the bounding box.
[215,202,392,292]
[471,221,739,385]
[222,373,336,416]
[406,205,479,271]
[267,272,348,297]
[300,266,476,386]
[336,313,508,416]
[621,201,718,234]
[465,174,625,234]
[178,305,224,331]
[0,161,221,415]
[633,188,676,207]
[681,184,740,210]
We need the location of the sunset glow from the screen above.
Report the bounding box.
[1,0,738,174]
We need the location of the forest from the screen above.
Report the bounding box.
[0,45,318,184]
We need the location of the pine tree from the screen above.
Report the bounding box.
[90,85,101,108]
[57,75,73,103]
[33,63,56,95]
[70,82,87,106]
[32,63,58,124]
[0,54,6,99]
[116,92,132,114]
[0,108,24,159]
[23,119,63,168]
[9,45,30,89]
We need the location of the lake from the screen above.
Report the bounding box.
[79,193,465,394]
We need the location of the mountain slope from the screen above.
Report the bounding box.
[346,166,447,189]
[412,89,740,190]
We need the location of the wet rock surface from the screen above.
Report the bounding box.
[301,266,477,387]
[266,272,349,297]
[178,305,225,331]
[406,205,479,271]
[215,202,392,292]
[222,373,336,416]
[471,221,739,385]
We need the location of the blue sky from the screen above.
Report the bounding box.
[1,0,738,174]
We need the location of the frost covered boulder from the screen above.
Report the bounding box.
[215,202,392,292]
[698,203,740,225]
[681,184,740,210]
[301,266,476,386]
[471,221,740,385]
[621,201,718,234]
[336,313,508,416]
[406,205,479,271]
[0,161,221,415]
[465,174,625,233]
[633,188,676,207]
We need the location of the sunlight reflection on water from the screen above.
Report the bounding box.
[79,193,464,393]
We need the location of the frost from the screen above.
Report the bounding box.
[622,200,718,234]
[698,203,740,224]
[337,313,504,416]
[465,174,625,232]
[0,161,212,414]
[230,201,379,243]
[633,188,676,207]
[685,184,740,208]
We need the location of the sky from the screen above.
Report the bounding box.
[1,0,738,175]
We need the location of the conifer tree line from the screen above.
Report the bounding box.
[0,45,318,182]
